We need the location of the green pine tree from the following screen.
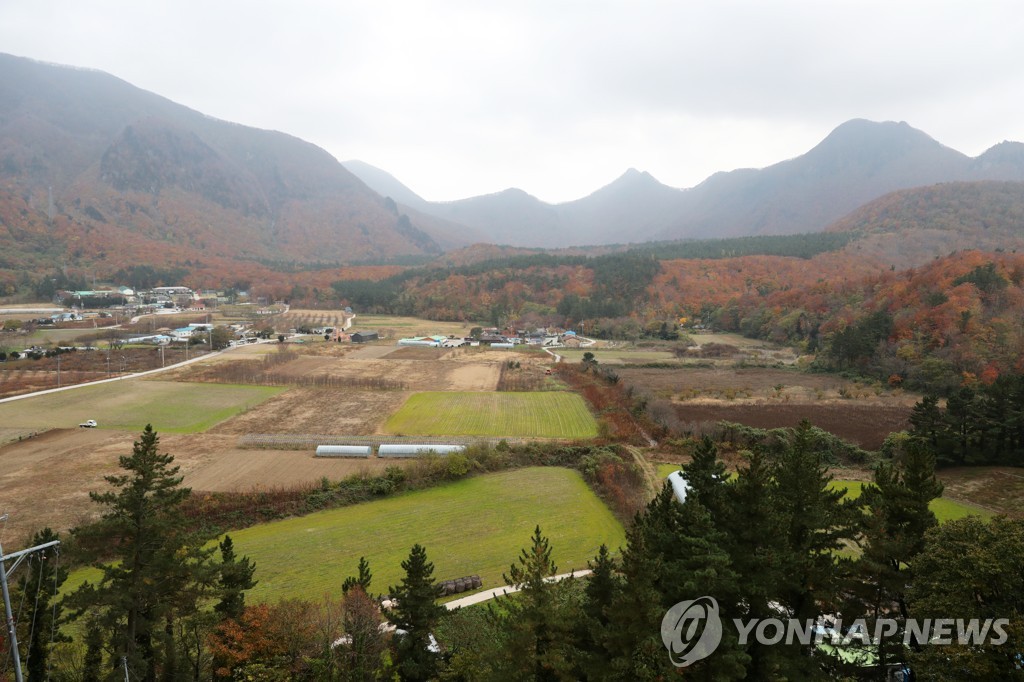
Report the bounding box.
[69,425,213,682]
[81,614,105,682]
[487,526,580,681]
[682,436,730,515]
[342,556,373,596]
[769,421,861,679]
[387,544,445,681]
[601,521,674,681]
[848,439,943,670]
[719,450,788,678]
[214,535,258,621]
[908,516,1024,678]
[576,543,621,678]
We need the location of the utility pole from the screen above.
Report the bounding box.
[0,515,61,682]
[56,353,61,388]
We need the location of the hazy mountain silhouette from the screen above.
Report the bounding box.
[348,120,1024,248]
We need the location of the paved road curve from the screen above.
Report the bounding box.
[444,570,592,610]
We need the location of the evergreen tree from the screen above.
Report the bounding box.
[908,394,943,450]
[576,543,621,678]
[719,450,788,678]
[603,520,677,680]
[682,436,730,517]
[214,535,258,621]
[943,387,976,465]
[81,615,105,682]
[848,440,944,669]
[16,528,68,682]
[487,526,580,681]
[387,544,444,681]
[769,421,861,678]
[342,556,373,596]
[605,487,747,680]
[69,425,212,682]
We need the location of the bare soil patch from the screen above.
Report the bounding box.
[0,428,137,541]
[165,344,508,392]
[173,441,411,492]
[209,387,407,436]
[673,402,912,450]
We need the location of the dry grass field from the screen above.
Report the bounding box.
[171,343,509,392]
[0,427,417,542]
[209,387,408,436]
[349,314,471,338]
[938,467,1024,518]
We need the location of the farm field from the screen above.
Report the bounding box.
[209,387,408,436]
[19,327,113,344]
[937,467,1024,518]
[559,348,677,364]
[617,366,915,403]
[617,366,917,450]
[275,309,353,330]
[0,380,284,433]
[385,391,599,438]
[0,427,416,541]
[178,443,411,491]
[175,345,507,392]
[221,467,626,604]
[672,402,911,451]
[351,314,472,338]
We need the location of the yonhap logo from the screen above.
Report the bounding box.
[660,596,723,667]
[661,596,1009,668]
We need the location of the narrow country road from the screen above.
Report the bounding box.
[444,570,591,610]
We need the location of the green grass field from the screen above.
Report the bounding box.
[221,467,624,603]
[385,391,599,438]
[20,327,107,344]
[656,463,681,478]
[0,380,284,433]
[829,480,994,522]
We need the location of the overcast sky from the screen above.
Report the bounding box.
[2,1,1023,203]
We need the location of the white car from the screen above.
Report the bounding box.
[79,419,98,428]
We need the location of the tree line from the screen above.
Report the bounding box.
[909,373,1024,466]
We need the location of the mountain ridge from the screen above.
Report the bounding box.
[4,52,1024,290]
[0,52,466,278]
[346,119,1024,248]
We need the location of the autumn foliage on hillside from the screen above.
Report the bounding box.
[696,251,1024,392]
